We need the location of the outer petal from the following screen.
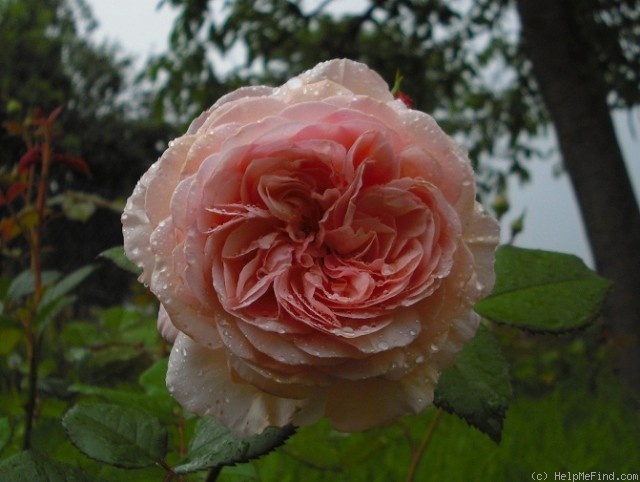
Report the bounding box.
[187,86,275,134]
[166,333,325,437]
[396,108,473,208]
[121,166,156,286]
[464,203,500,297]
[282,59,395,102]
[324,377,424,432]
[149,217,221,347]
[157,304,179,343]
[122,135,195,284]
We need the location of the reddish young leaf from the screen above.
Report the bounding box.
[18,146,42,172]
[53,154,90,175]
[47,106,64,124]
[6,182,27,202]
[32,106,64,127]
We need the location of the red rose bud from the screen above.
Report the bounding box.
[395,91,414,108]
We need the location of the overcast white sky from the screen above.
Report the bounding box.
[88,0,640,267]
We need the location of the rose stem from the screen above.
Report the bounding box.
[22,117,53,450]
[405,407,443,482]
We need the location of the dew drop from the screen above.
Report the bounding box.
[378,341,389,350]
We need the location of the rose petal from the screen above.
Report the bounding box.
[150,218,221,347]
[464,203,500,297]
[188,87,276,134]
[157,304,179,343]
[167,333,325,436]
[292,59,395,102]
[324,377,414,432]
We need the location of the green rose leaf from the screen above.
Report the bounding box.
[475,246,612,332]
[0,450,93,482]
[40,265,96,308]
[434,325,512,443]
[5,270,60,301]
[62,403,167,469]
[174,417,295,474]
[68,384,175,423]
[99,246,142,276]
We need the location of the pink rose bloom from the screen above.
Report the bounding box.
[122,59,498,437]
